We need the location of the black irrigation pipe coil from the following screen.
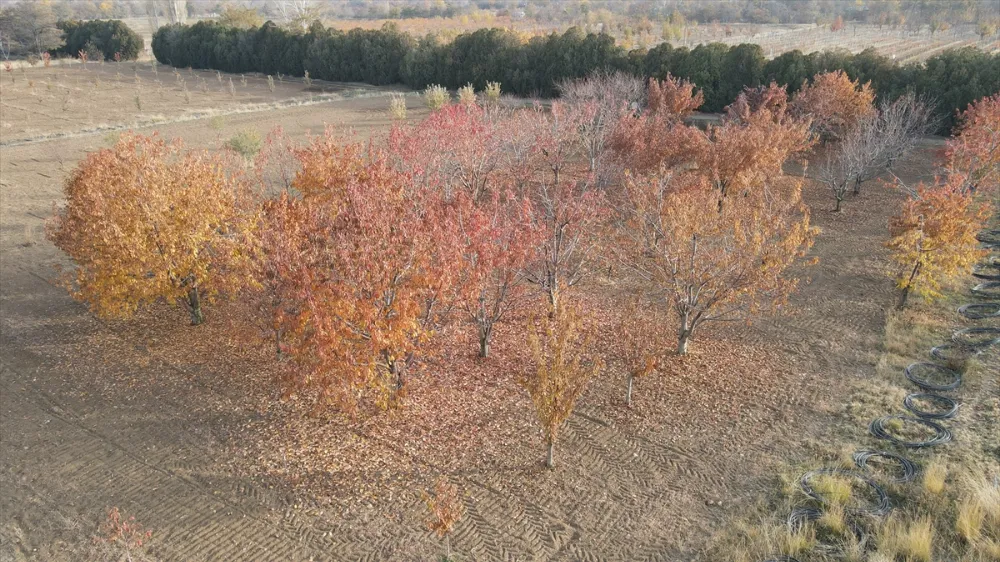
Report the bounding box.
[930,343,981,363]
[976,229,1000,246]
[869,415,952,448]
[972,281,1000,299]
[952,327,1000,349]
[799,468,892,517]
[904,362,962,391]
[852,450,919,483]
[786,507,821,532]
[903,393,959,420]
[972,265,1000,281]
[958,303,1000,319]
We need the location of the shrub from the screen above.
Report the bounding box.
[423,84,448,110]
[225,129,263,159]
[389,93,407,120]
[457,83,476,106]
[54,20,143,61]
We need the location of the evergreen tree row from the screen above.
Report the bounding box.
[152,20,1000,130]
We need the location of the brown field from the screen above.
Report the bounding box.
[0,61,989,561]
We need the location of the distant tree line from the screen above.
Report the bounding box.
[152,20,1000,131]
[53,19,144,61]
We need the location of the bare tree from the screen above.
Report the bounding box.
[819,93,933,209]
[558,70,644,177]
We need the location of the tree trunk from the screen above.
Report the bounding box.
[444,534,451,560]
[834,195,843,212]
[187,286,204,325]
[626,373,634,407]
[478,323,491,358]
[546,441,555,469]
[677,332,690,355]
[897,261,921,309]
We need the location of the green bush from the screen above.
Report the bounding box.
[54,19,143,61]
[224,129,262,159]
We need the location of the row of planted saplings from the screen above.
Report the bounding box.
[763,229,1000,562]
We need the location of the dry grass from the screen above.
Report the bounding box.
[923,460,948,495]
[814,474,853,506]
[879,516,935,562]
[818,503,847,536]
[957,496,985,542]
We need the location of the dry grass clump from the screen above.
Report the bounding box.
[922,460,948,495]
[818,503,847,536]
[483,81,501,104]
[814,474,853,506]
[224,128,263,159]
[878,515,935,562]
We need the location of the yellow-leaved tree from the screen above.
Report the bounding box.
[47,133,258,324]
[522,299,602,469]
[886,179,991,308]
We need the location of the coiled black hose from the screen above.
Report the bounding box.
[958,303,1000,319]
[799,468,892,516]
[904,362,962,391]
[952,327,1000,349]
[852,450,918,483]
[972,281,1000,299]
[973,265,1000,281]
[869,415,952,448]
[786,507,821,532]
[903,393,959,420]
[930,343,980,363]
[976,229,1000,247]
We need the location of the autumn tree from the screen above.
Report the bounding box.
[515,103,607,310]
[422,478,465,560]
[790,70,875,142]
[47,133,258,325]
[608,75,707,176]
[522,299,602,468]
[267,133,454,411]
[945,93,1000,195]
[616,298,668,406]
[558,70,644,175]
[701,87,813,206]
[886,179,991,308]
[617,171,815,354]
[450,190,543,358]
[819,93,933,211]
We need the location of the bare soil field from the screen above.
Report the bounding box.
[0,64,950,561]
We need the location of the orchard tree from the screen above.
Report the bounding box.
[701,87,813,206]
[518,103,608,311]
[886,179,990,308]
[946,93,1000,195]
[618,171,815,354]
[616,298,668,406]
[558,70,644,175]
[790,70,875,142]
[522,299,602,468]
[451,190,543,358]
[269,135,455,411]
[608,75,707,176]
[47,133,258,325]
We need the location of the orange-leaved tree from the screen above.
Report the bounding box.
[945,93,1000,196]
[450,190,544,358]
[886,178,991,308]
[790,70,875,142]
[422,477,465,561]
[522,298,602,468]
[701,86,814,206]
[47,133,258,325]
[266,133,455,411]
[618,171,815,354]
[608,75,707,176]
